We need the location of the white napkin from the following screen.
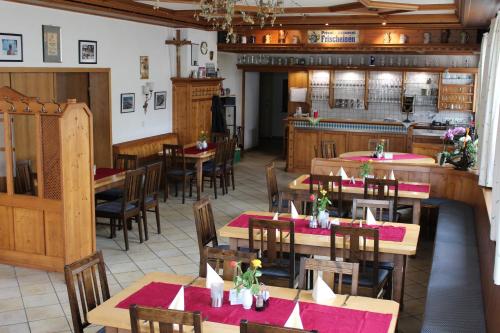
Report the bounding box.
[366,207,377,225]
[337,167,349,181]
[273,212,279,220]
[329,171,334,176]
[206,263,224,289]
[284,302,304,329]
[389,170,396,180]
[290,202,299,219]
[331,218,340,226]
[168,286,185,310]
[312,275,336,304]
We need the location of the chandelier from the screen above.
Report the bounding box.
[154,0,285,41]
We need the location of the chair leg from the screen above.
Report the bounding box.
[164,178,169,202]
[231,169,235,190]
[142,208,149,241]
[137,215,144,243]
[155,204,161,234]
[122,219,129,251]
[110,218,115,238]
[182,177,186,204]
[213,174,217,199]
[189,178,193,197]
[175,182,178,197]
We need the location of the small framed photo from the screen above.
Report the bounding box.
[42,25,61,63]
[79,40,97,64]
[154,91,167,110]
[120,93,135,113]
[0,33,23,62]
[140,56,149,79]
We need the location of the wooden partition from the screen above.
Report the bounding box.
[0,87,94,272]
[112,133,179,165]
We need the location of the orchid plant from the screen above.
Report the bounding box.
[441,127,478,170]
[231,259,262,295]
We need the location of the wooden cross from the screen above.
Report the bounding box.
[165,29,192,78]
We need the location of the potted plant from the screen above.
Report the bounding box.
[316,189,332,229]
[375,142,384,158]
[197,130,208,150]
[232,259,262,310]
[440,127,478,171]
[359,162,372,182]
[439,127,465,166]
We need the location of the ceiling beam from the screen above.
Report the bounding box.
[359,0,419,11]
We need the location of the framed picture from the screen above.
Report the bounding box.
[78,40,97,64]
[191,43,199,66]
[120,93,135,113]
[0,33,23,62]
[42,25,61,63]
[140,56,149,79]
[154,91,167,110]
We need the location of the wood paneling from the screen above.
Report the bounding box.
[0,73,10,86]
[288,71,308,114]
[44,212,64,257]
[89,72,112,167]
[291,129,319,170]
[55,72,89,105]
[347,133,373,152]
[0,206,14,250]
[10,72,55,101]
[112,133,179,166]
[320,132,347,156]
[13,208,45,255]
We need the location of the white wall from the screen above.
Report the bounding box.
[179,28,218,77]
[244,72,260,149]
[0,1,217,144]
[219,52,242,128]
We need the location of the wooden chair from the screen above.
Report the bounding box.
[95,153,138,202]
[309,174,346,217]
[363,178,399,221]
[352,198,394,222]
[200,247,257,280]
[163,144,195,204]
[95,168,145,251]
[368,139,390,152]
[64,251,110,333]
[249,218,297,288]
[240,320,317,333]
[224,138,237,192]
[277,191,314,216]
[330,225,392,299]
[298,257,359,296]
[314,140,337,159]
[211,130,230,143]
[142,162,162,237]
[202,141,227,199]
[14,160,35,195]
[266,162,279,212]
[193,198,223,255]
[129,305,202,333]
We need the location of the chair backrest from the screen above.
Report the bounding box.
[64,251,110,333]
[226,138,237,165]
[114,153,138,170]
[278,191,314,215]
[240,320,317,333]
[200,247,257,280]
[214,141,227,166]
[130,305,202,333]
[363,178,398,218]
[212,131,230,143]
[265,163,279,212]
[368,139,390,152]
[163,144,186,172]
[309,174,343,215]
[352,198,394,222]
[143,162,162,201]
[249,218,295,287]
[193,198,218,253]
[331,225,380,297]
[15,160,35,195]
[298,257,359,296]
[315,140,337,159]
[122,168,145,212]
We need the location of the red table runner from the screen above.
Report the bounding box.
[301,177,430,193]
[94,168,123,181]
[184,143,217,155]
[228,214,406,242]
[116,282,393,333]
[342,153,428,162]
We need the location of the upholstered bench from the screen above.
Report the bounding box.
[421,199,486,332]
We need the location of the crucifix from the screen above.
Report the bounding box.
[165,29,192,77]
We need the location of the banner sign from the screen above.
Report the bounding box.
[307,30,359,44]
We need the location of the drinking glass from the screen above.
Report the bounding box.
[211,282,224,308]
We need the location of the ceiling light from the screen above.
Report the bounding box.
[325,23,329,26]
[382,20,387,26]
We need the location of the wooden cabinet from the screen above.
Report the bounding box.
[320,132,347,156]
[172,78,223,144]
[438,72,476,112]
[290,129,319,170]
[379,134,407,153]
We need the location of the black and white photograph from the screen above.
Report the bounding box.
[0,33,23,62]
[154,91,166,110]
[120,93,135,113]
[79,40,97,64]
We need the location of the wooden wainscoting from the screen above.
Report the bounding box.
[112,133,179,166]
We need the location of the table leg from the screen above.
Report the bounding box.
[196,160,202,200]
[412,200,421,225]
[392,254,407,309]
[229,238,238,250]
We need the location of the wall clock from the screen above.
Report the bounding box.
[200,41,208,55]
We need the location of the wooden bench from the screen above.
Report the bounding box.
[112,133,178,166]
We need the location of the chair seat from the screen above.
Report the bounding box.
[329,208,349,218]
[144,195,156,205]
[95,201,139,215]
[338,266,391,288]
[260,257,300,279]
[95,188,123,202]
[202,164,223,173]
[215,244,252,253]
[366,261,395,271]
[167,169,195,177]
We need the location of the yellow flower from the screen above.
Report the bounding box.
[251,259,262,269]
[320,189,327,196]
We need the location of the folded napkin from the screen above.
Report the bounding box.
[366,207,377,225]
[290,202,299,219]
[312,275,336,304]
[329,171,334,176]
[206,263,224,289]
[337,167,349,181]
[168,286,184,310]
[273,212,279,220]
[389,170,396,180]
[284,302,303,329]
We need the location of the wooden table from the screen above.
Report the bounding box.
[339,151,436,165]
[94,168,126,194]
[219,211,420,307]
[87,272,399,333]
[289,174,430,226]
[159,143,216,200]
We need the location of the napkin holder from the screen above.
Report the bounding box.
[229,289,245,305]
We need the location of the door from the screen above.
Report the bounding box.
[89,72,112,167]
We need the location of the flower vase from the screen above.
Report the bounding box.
[318,210,329,229]
[196,141,203,150]
[242,288,253,310]
[202,140,208,149]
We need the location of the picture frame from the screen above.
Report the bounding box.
[120,93,135,113]
[140,56,149,79]
[191,43,199,66]
[78,40,97,64]
[42,25,61,63]
[0,33,23,62]
[154,91,167,110]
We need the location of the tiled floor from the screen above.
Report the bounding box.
[0,149,432,333]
